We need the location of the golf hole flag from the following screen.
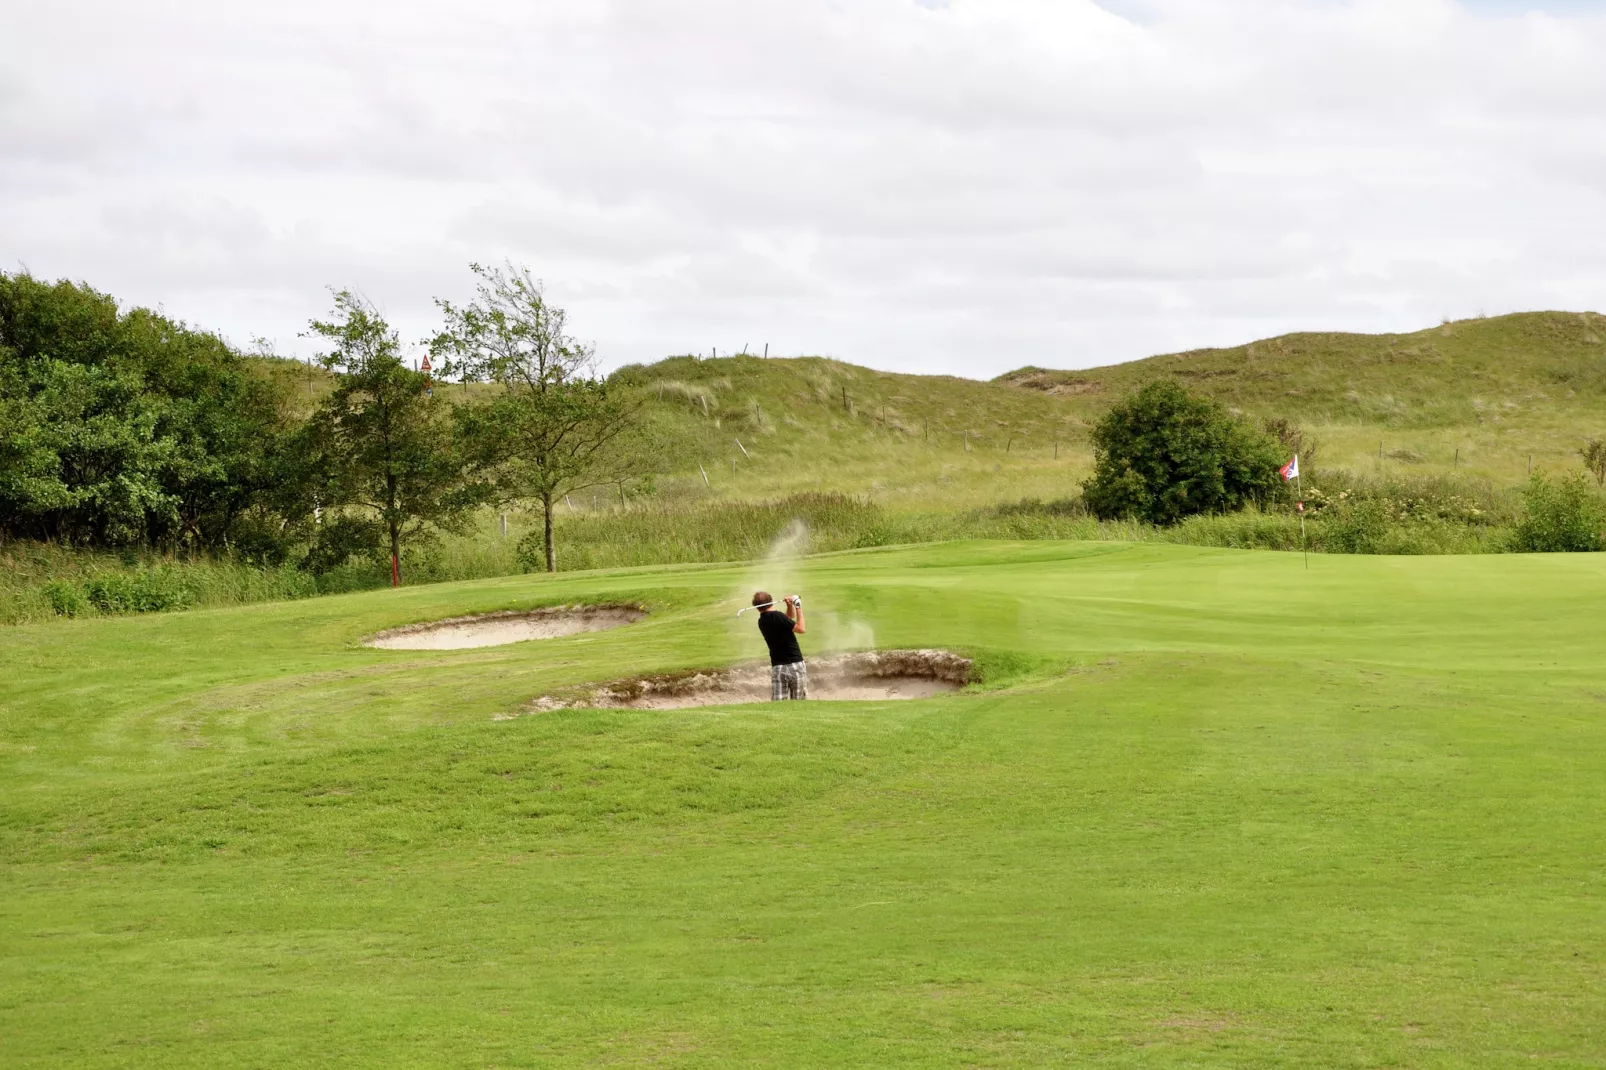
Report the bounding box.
[1279,454,1299,482]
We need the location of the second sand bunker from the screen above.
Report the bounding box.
[366,605,644,650]
[529,649,972,710]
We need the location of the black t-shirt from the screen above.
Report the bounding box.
[756,609,803,665]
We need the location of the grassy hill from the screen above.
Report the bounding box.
[614,353,1088,511]
[619,312,1606,509]
[4,543,1605,1064]
[241,311,1606,519]
[995,310,1606,483]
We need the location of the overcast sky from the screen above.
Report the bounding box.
[3,0,1604,377]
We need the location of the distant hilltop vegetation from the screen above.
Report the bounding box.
[618,312,1606,487]
[993,311,1606,430]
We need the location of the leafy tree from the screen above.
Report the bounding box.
[1581,437,1606,488]
[127,311,294,549]
[0,357,173,544]
[303,291,484,585]
[432,264,643,572]
[1510,472,1604,553]
[1083,380,1284,524]
[0,272,291,548]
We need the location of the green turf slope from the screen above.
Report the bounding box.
[3,543,1605,1066]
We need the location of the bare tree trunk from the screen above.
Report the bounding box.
[542,490,556,573]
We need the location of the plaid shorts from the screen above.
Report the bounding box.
[770,660,808,701]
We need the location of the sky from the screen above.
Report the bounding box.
[3,0,1604,378]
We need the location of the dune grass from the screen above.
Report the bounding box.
[617,313,1606,513]
[996,310,1606,481]
[248,310,1606,509]
[3,541,1605,1065]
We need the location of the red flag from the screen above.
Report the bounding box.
[1279,455,1299,482]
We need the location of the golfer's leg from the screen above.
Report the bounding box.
[778,662,802,700]
[771,664,784,702]
[793,661,808,700]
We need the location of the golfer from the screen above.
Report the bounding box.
[752,590,807,700]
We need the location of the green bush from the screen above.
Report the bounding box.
[228,513,302,568]
[1281,472,1512,556]
[0,271,299,552]
[1323,499,1393,554]
[1165,510,1306,551]
[81,569,195,613]
[1510,473,1604,553]
[302,516,386,575]
[1083,380,1285,525]
[40,579,88,617]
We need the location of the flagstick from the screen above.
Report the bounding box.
[1296,466,1308,570]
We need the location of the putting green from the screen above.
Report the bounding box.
[3,541,1604,1066]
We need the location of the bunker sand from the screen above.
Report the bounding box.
[526,649,971,711]
[365,605,644,650]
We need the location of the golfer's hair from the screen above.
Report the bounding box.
[752,590,772,608]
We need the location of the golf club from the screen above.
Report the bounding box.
[736,594,801,617]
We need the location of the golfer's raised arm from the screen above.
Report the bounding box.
[789,596,806,634]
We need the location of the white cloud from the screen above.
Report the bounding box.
[2,0,1604,376]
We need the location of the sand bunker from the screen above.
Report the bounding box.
[528,649,971,711]
[365,604,644,650]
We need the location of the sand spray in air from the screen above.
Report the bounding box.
[730,518,875,661]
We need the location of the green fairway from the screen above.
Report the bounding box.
[3,541,1605,1066]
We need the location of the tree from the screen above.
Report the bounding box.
[0,271,292,549]
[1510,472,1604,553]
[304,291,482,585]
[1581,437,1606,488]
[432,264,643,572]
[1082,380,1284,524]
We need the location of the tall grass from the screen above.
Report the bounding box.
[0,530,527,625]
[6,474,1599,625]
[1,543,321,624]
[544,494,1139,570]
[537,477,1532,570]
[538,493,893,571]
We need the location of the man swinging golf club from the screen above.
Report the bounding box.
[751,590,807,700]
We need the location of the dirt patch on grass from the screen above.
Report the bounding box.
[365,604,645,650]
[525,649,971,711]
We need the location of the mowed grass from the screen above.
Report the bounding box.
[3,542,1605,1066]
